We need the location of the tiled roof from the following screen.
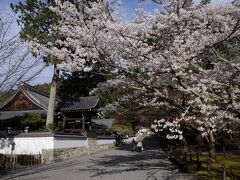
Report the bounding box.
[59,96,99,112]
[0,83,99,120]
[21,83,51,110]
[0,110,47,120]
[0,83,52,111]
[0,91,16,107]
[24,88,50,110]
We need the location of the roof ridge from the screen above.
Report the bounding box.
[23,90,48,110]
[22,83,61,101]
[21,83,50,98]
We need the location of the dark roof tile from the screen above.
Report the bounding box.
[60,96,99,112]
[16,132,53,137]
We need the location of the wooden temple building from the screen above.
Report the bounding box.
[58,96,99,133]
[0,83,99,134]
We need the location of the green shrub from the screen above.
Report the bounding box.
[45,123,59,133]
[108,124,133,135]
[21,113,45,130]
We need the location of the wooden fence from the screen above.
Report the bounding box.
[0,153,41,170]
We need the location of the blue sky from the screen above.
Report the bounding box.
[119,0,160,20]
[0,0,234,18]
[0,0,234,85]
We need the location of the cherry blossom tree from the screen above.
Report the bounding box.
[29,0,240,161]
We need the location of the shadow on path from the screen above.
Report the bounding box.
[0,148,195,180]
[81,149,177,179]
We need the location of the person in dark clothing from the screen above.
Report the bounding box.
[131,139,137,151]
[112,132,123,147]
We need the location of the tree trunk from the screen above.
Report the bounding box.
[209,131,216,163]
[183,137,188,162]
[46,66,58,126]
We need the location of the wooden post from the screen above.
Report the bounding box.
[2,155,5,169]
[63,116,66,130]
[12,155,15,169]
[207,161,211,178]
[82,113,85,131]
[5,155,8,170]
[222,165,226,180]
[30,153,32,166]
[15,155,17,167]
[10,145,14,169]
[169,146,173,159]
[184,152,187,162]
[197,149,200,170]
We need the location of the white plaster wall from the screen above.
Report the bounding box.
[0,137,54,155]
[53,138,86,149]
[97,139,115,145]
[54,138,115,147]
[0,136,135,155]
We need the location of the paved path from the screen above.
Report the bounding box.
[0,148,195,180]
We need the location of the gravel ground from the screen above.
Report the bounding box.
[0,148,196,180]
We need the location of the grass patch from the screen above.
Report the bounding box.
[177,153,240,179]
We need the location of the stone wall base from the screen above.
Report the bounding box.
[42,139,114,164]
[42,147,87,164]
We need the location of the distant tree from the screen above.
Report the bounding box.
[34,83,51,94]
[58,69,110,99]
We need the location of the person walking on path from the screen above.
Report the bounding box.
[137,141,143,152]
